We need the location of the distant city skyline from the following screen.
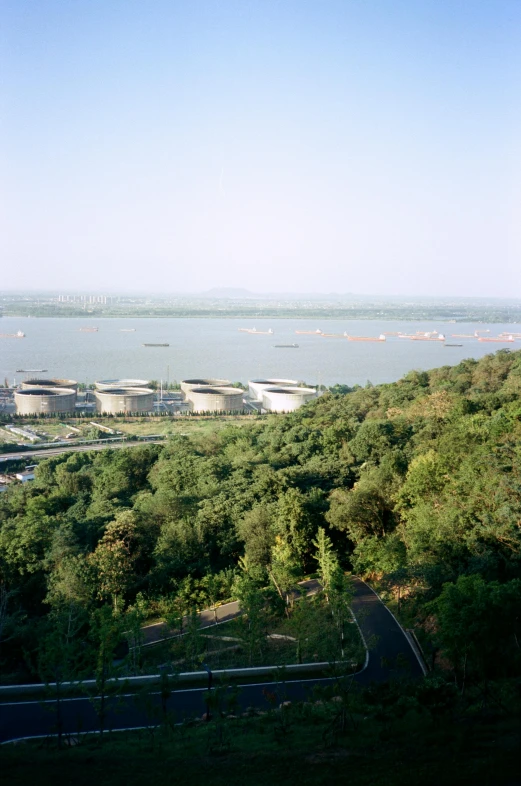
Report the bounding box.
[1,1,520,297]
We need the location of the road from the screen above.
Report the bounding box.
[0,440,164,462]
[0,578,424,743]
[141,578,321,646]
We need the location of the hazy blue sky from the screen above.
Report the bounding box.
[1,1,520,296]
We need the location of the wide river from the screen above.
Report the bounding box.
[0,317,518,388]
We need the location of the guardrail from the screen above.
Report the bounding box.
[0,660,360,698]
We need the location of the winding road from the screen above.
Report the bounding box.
[0,578,424,743]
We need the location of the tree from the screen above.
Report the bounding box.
[268,535,300,608]
[36,603,87,747]
[86,605,128,739]
[328,570,354,660]
[233,575,267,665]
[88,511,139,610]
[312,528,339,603]
[428,575,517,694]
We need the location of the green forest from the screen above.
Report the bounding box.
[2,348,521,689]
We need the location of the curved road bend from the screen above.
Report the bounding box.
[0,578,424,743]
[141,578,321,646]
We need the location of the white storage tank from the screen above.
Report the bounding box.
[180,378,231,400]
[248,378,298,401]
[94,387,155,414]
[21,378,78,392]
[188,386,245,413]
[261,386,317,413]
[14,387,77,415]
[95,379,150,391]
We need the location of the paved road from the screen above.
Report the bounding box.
[0,440,164,462]
[141,579,321,646]
[0,578,424,743]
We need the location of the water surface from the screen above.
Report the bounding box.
[0,317,518,388]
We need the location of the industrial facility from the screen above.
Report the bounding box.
[248,378,299,401]
[94,387,155,414]
[14,387,77,415]
[180,378,231,398]
[8,371,317,418]
[188,386,245,413]
[95,379,150,391]
[21,377,78,391]
[261,386,317,412]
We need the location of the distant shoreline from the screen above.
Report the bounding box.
[1,311,519,323]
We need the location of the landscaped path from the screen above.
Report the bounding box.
[0,578,424,743]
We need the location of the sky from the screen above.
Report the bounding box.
[1,0,520,296]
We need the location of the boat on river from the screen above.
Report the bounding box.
[0,330,25,338]
[344,334,386,342]
[238,328,274,335]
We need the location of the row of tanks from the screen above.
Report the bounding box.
[13,377,318,415]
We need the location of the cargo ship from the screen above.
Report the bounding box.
[344,333,386,342]
[411,334,445,341]
[143,343,169,347]
[16,368,48,372]
[320,333,344,338]
[295,329,322,335]
[444,344,462,348]
[120,328,136,332]
[451,334,476,338]
[273,343,299,348]
[0,330,25,338]
[79,327,98,332]
[478,336,514,343]
[238,328,274,335]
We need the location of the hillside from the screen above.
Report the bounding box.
[1,348,520,689]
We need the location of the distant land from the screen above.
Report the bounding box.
[1,290,520,322]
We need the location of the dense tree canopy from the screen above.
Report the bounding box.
[1,348,521,681]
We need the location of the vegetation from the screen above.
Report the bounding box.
[3,677,521,786]
[3,293,521,322]
[1,348,521,780]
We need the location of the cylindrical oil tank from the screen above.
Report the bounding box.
[180,378,231,400]
[261,386,317,413]
[94,387,155,414]
[95,378,150,391]
[248,378,298,401]
[21,378,78,392]
[188,386,245,413]
[14,387,77,415]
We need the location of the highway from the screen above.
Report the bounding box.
[0,578,425,743]
[0,439,164,462]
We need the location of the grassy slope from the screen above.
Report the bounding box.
[3,708,520,786]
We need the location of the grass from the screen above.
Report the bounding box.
[3,691,520,786]
[114,415,254,438]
